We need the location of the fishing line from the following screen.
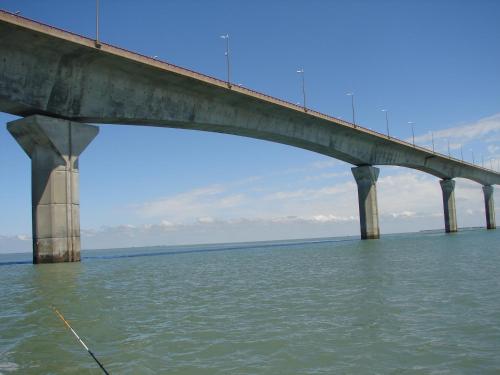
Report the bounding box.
[52,306,110,375]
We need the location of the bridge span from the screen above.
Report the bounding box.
[1,10,498,263]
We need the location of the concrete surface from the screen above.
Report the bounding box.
[482,186,496,230]
[351,166,380,240]
[439,179,458,233]
[8,115,98,263]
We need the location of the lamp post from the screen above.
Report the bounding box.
[381,109,390,138]
[460,145,463,161]
[447,139,451,157]
[408,121,415,146]
[431,132,435,152]
[95,0,100,47]
[220,34,230,86]
[346,92,356,127]
[470,149,475,164]
[296,68,306,111]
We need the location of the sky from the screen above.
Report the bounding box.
[1,0,499,252]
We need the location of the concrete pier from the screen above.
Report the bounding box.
[352,166,380,240]
[482,185,496,229]
[440,179,458,233]
[8,115,98,263]
[0,12,499,261]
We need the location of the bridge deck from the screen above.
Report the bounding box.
[0,9,499,186]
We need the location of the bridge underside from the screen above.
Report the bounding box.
[1,13,499,186]
[1,12,498,262]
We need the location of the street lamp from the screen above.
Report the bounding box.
[346,92,356,127]
[408,121,415,146]
[470,149,475,164]
[95,0,101,47]
[220,34,231,86]
[381,109,390,138]
[431,132,435,152]
[447,139,451,157]
[460,145,464,161]
[296,68,306,111]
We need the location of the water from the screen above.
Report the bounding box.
[1,230,499,374]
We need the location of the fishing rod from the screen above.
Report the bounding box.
[52,306,110,375]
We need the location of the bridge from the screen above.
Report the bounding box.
[1,10,498,263]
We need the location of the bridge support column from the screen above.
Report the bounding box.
[8,115,98,264]
[439,179,457,233]
[352,166,380,240]
[482,185,496,229]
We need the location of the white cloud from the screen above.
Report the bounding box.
[137,185,229,219]
[160,220,175,227]
[310,160,338,169]
[304,171,350,181]
[276,159,344,176]
[388,211,416,218]
[487,145,499,154]
[197,216,215,224]
[310,214,358,222]
[413,113,500,146]
[130,165,494,233]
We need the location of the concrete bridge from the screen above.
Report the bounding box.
[1,10,498,263]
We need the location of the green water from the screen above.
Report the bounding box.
[1,230,499,374]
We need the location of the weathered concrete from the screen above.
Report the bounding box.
[352,166,380,240]
[7,115,98,263]
[0,11,499,187]
[482,185,496,230]
[440,179,458,233]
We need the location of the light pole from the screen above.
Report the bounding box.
[220,34,230,87]
[346,92,356,127]
[460,145,463,161]
[408,121,415,146]
[381,109,390,138]
[95,0,100,47]
[431,132,435,152]
[470,149,475,164]
[296,68,306,111]
[447,139,451,157]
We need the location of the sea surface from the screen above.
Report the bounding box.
[0,230,499,374]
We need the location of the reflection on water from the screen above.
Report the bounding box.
[1,230,499,374]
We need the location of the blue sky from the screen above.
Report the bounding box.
[1,0,499,252]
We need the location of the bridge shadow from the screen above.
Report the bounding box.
[83,237,359,260]
[0,237,360,266]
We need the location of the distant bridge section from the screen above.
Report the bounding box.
[0,10,498,263]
